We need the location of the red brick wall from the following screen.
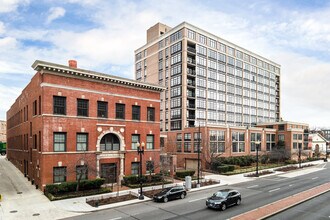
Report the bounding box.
[7,67,162,190]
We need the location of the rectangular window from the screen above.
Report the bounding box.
[266,134,276,151]
[131,162,139,175]
[77,99,89,117]
[131,134,140,150]
[53,167,66,183]
[33,100,37,116]
[76,133,88,151]
[54,132,66,152]
[97,101,108,118]
[132,105,140,120]
[39,131,41,151]
[146,135,154,149]
[39,96,41,115]
[250,133,261,152]
[210,130,226,153]
[184,142,191,152]
[147,107,155,121]
[232,131,245,153]
[146,161,154,174]
[76,165,88,180]
[53,96,66,115]
[116,103,125,119]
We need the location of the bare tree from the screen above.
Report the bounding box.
[66,152,98,192]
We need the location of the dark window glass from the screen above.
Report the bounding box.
[147,107,155,121]
[53,96,66,115]
[53,167,66,183]
[146,135,154,149]
[100,133,120,151]
[132,106,140,120]
[77,99,89,117]
[146,161,154,173]
[131,134,140,150]
[76,133,88,151]
[54,132,66,152]
[116,103,125,119]
[131,162,139,175]
[97,101,108,118]
[76,165,88,180]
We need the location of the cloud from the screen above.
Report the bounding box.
[45,7,66,24]
[1,0,330,127]
[0,0,29,13]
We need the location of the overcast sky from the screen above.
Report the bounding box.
[0,0,329,128]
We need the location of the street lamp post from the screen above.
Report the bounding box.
[255,140,261,177]
[197,125,201,188]
[298,144,302,168]
[137,141,145,200]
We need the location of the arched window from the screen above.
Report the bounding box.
[100,133,120,151]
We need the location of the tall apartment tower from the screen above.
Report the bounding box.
[135,22,281,131]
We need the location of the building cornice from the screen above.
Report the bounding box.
[32,60,165,92]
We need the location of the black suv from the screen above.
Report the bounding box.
[153,186,187,203]
[206,189,241,211]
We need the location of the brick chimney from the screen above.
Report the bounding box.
[68,60,77,68]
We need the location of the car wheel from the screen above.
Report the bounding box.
[236,199,241,206]
[163,197,168,203]
[220,203,226,211]
[180,193,185,199]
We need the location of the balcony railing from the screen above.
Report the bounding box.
[187,47,196,53]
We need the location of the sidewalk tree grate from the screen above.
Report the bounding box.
[10,210,18,213]
[33,213,40,216]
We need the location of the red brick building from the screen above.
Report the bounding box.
[7,60,164,190]
[164,121,310,171]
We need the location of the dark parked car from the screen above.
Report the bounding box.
[153,186,187,203]
[206,189,241,211]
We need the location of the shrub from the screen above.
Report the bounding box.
[217,165,235,173]
[175,170,195,178]
[285,160,297,164]
[123,175,146,185]
[45,178,105,195]
[260,155,269,164]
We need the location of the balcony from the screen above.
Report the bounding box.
[187,80,195,87]
[187,103,195,109]
[187,58,196,66]
[187,47,196,54]
[187,92,195,99]
[187,114,195,120]
[187,68,196,76]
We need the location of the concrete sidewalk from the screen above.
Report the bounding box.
[0,156,81,220]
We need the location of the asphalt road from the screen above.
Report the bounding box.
[266,191,330,220]
[61,163,330,220]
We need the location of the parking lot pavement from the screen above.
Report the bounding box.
[0,156,81,220]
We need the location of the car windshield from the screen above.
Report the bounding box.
[213,191,229,198]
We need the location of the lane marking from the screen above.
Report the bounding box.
[269,188,280,192]
[289,184,293,187]
[109,217,122,220]
[247,185,259,189]
[189,197,207,202]
[312,177,319,180]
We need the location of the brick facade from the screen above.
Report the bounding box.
[7,60,164,190]
[162,121,310,170]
